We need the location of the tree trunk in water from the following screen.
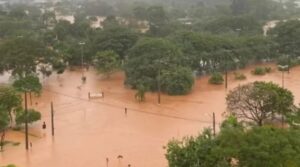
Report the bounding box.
[0,130,6,151]
[30,92,32,106]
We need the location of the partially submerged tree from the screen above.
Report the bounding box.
[0,37,59,78]
[226,81,294,126]
[15,109,41,126]
[161,67,194,95]
[13,75,42,105]
[0,86,21,151]
[125,38,186,93]
[0,86,22,125]
[93,51,120,78]
[0,106,10,151]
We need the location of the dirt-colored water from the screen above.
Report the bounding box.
[1,64,300,167]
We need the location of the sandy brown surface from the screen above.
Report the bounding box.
[1,64,300,167]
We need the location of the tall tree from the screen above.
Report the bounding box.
[125,38,194,95]
[0,86,22,151]
[226,81,294,126]
[92,27,139,59]
[93,50,120,78]
[0,37,58,78]
[0,86,22,125]
[270,20,300,58]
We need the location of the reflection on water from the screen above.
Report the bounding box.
[1,64,300,167]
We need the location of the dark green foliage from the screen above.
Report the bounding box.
[0,86,21,151]
[125,38,187,94]
[92,27,139,59]
[169,31,275,74]
[0,37,59,78]
[209,73,224,85]
[15,109,41,125]
[0,86,22,115]
[13,75,42,94]
[166,117,300,167]
[93,50,120,78]
[270,20,300,58]
[201,15,262,35]
[252,67,266,75]
[161,67,194,95]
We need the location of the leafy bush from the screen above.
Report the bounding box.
[209,73,224,85]
[252,67,266,75]
[234,72,247,80]
[15,109,41,125]
[252,67,272,75]
[161,67,194,95]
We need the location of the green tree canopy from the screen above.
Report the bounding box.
[0,86,22,123]
[93,50,120,78]
[15,109,41,125]
[161,67,194,95]
[166,117,300,167]
[0,37,58,78]
[92,27,139,59]
[226,81,294,126]
[270,19,300,58]
[12,75,42,94]
[124,38,185,92]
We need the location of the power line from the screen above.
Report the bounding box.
[42,88,220,124]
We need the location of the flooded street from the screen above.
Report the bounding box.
[1,64,300,167]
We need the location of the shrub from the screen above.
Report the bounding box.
[252,67,266,75]
[15,109,41,125]
[234,72,247,80]
[161,67,195,95]
[209,73,224,85]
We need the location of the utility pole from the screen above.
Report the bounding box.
[213,112,216,136]
[51,102,55,136]
[225,68,228,89]
[277,65,289,128]
[24,92,29,150]
[225,51,229,89]
[158,69,161,104]
[282,70,284,88]
[79,42,86,81]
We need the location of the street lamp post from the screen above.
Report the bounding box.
[79,42,86,82]
[225,51,239,89]
[278,65,289,88]
[277,64,289,128]
[158,69,161,104]
[156,60,165,104]
[24,91,29,150]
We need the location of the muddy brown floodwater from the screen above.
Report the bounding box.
[1,64,300,167]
